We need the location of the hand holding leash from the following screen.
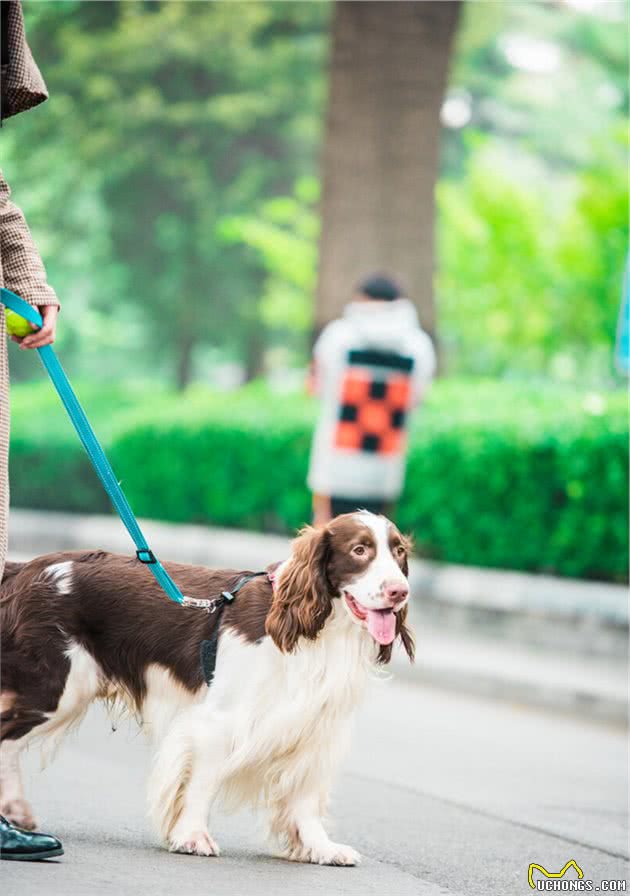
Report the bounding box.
[2,287,187,607]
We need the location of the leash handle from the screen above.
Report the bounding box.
[2,287,186,606]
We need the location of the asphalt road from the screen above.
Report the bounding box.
[3,675,627,896]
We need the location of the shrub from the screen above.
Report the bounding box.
[9,379,628,581]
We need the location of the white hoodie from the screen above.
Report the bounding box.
[307,298,435,500]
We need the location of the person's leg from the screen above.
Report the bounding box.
[0,697,65,861]
[312,493,332,527]
[330,496,388,518]
[0,737,33,830]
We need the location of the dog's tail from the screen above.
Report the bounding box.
[1,561,24,585]
[147,719,195,842]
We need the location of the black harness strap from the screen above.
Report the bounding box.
[199,571,268,686]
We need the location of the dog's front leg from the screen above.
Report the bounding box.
[274,793,361,866]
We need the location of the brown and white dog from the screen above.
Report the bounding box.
[0,511,413,865]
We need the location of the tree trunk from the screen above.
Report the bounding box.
[176,330,195,391]
[316,0,460,345]
[243,322,266,383]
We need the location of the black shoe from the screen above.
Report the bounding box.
[0,815,63,861]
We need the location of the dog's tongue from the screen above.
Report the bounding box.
[366,608,397,645]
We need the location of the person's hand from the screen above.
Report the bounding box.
[12,305,59,350]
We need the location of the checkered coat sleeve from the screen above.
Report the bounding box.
[1,1,49,120]
[0,169,59,579]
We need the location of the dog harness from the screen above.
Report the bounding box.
[199,570,270,686]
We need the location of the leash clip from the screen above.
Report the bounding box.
[171,572,268,613]
[182,595,221,613]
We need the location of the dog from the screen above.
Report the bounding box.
[0,511,413,865]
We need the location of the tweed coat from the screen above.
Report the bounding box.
[0,1,58,579]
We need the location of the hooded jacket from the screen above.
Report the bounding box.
[0,1,57,581]
[308,298,435,501]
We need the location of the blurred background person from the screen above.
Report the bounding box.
[308,274,435,525]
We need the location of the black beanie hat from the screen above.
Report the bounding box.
[358,273,402,302]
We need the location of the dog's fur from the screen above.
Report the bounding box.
[0,511,413,865]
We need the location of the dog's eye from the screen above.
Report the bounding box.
[395,544,406,557]
[352,545,367,557]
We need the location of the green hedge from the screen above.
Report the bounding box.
[9,379,628,582]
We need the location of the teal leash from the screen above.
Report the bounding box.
[1,286,199,608]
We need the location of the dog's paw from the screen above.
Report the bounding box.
[315,842,361,866]
[169,828,220,857]
[1,799,38,831]
[286,840,360,866]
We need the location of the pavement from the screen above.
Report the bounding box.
[3,681,628,895]
[0,511,629,896]
[3,510,629,895]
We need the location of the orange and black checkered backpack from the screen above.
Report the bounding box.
[334,349,415,456]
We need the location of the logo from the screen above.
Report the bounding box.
[528,861,584,889]
[528,861,627,892]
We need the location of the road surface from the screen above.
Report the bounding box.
[4,675,627,895]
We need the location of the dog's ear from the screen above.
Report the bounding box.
[266,525,332,653]
[377,603,415,665]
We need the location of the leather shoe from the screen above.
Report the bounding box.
[0,815,63,861]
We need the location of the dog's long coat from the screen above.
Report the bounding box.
[0,512,413,864]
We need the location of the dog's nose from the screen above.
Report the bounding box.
[383,581,409,605]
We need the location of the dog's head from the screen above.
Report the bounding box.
[266,511,414,663]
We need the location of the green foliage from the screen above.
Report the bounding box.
[3,2,626,387]
[217,176,320,353]
[6,1,329,386]
[449,1,628,172]
[437,130,628,380]
[437,2,628,380]
[10,380,628,582]
[399,382,628,581]
[553,127,629,353]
